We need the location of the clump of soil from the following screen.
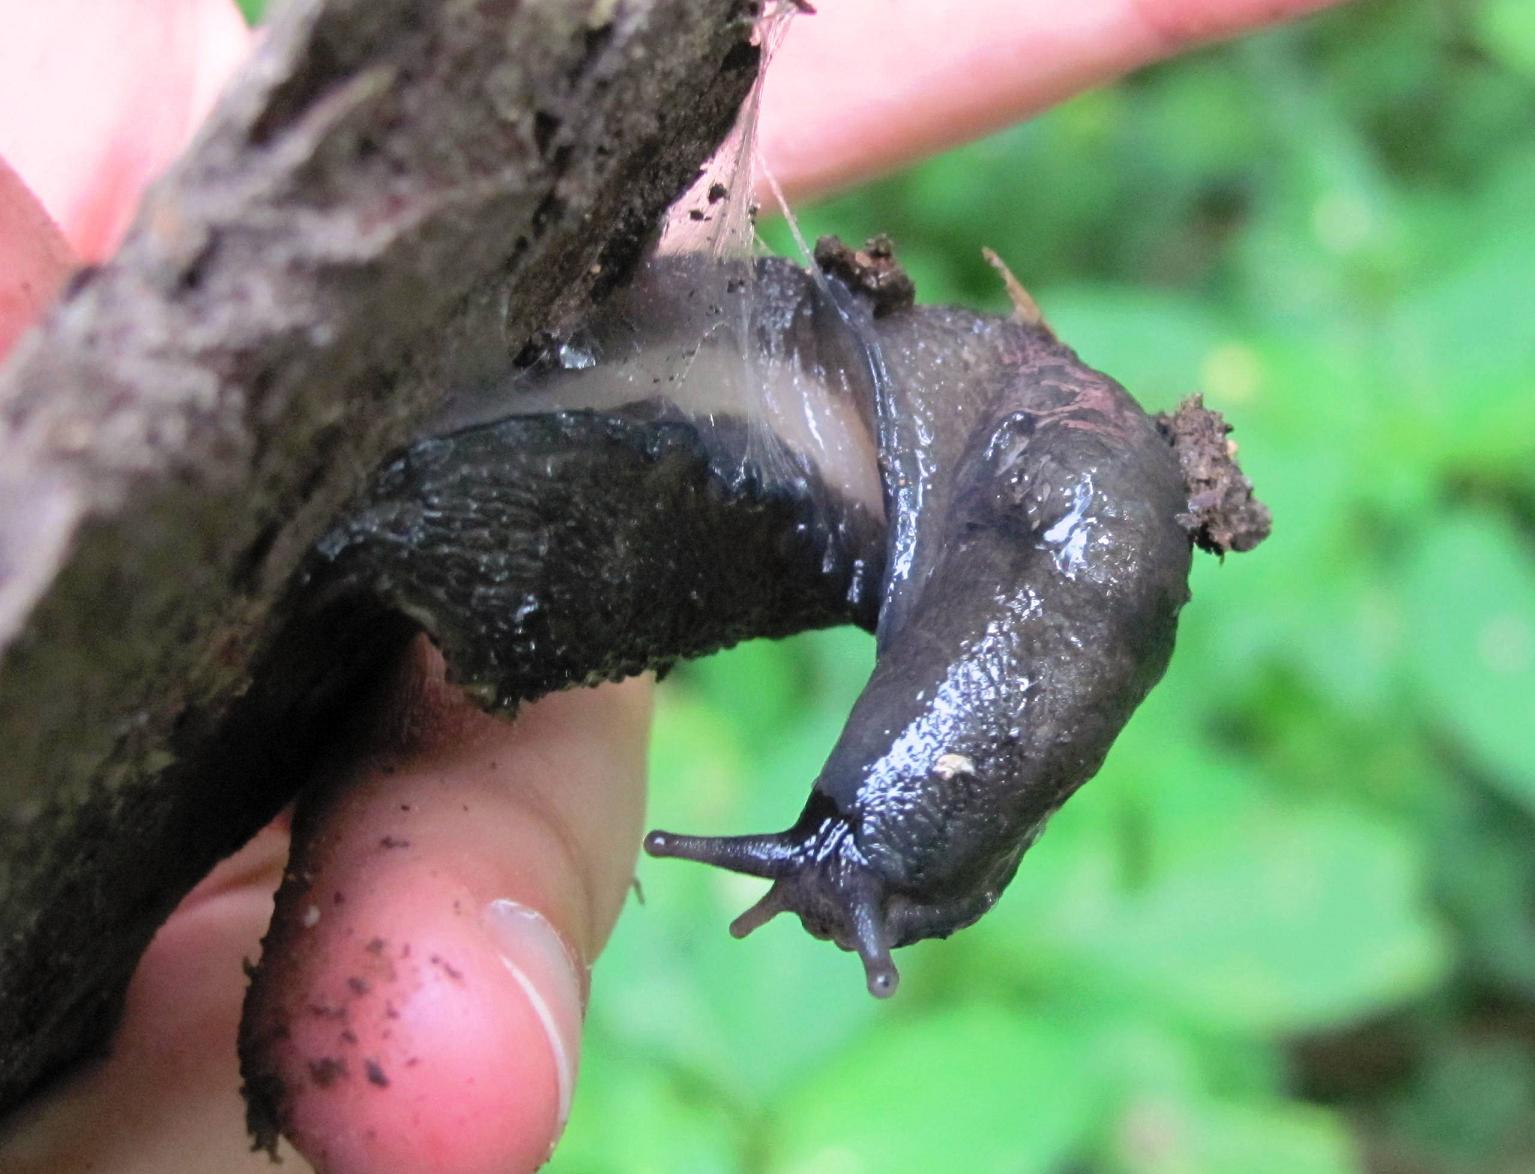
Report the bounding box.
[1155,394,1273,555]
[813,234,916,317]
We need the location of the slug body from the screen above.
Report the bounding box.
[314,248,1194,993]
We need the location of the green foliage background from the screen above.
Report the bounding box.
[571,3,1535,1170]
[249,1,1531,1169]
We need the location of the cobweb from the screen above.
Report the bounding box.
[431,3,883,518]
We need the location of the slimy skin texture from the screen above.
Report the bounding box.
[312,252,1194,994]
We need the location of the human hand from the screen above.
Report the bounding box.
[759,0,1347,201]
[0,1,1345,1171]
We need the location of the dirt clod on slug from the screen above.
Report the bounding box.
[813,234,916,317]
[1155,394,1272,555]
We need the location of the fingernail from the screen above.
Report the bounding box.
[481,899,584,1131]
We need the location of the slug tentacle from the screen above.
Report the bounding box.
[642,827,802,879]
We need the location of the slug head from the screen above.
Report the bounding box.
[645,778,1015,997]
[645,794,904,996]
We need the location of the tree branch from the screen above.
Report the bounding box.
[0,0,757,1109]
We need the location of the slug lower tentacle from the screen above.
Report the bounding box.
[312,239,1256,994]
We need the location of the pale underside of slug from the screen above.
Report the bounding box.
[314,244,1204,995]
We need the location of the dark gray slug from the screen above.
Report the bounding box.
[309,238,1247,994]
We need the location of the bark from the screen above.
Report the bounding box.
[0,0,757,1109]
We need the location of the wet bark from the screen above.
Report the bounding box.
[0,0,758,1110]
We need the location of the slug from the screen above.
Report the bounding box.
[309,236,1259,995]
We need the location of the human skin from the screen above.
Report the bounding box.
[0,1,1344,1171]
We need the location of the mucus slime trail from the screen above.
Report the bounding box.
[313,230,1267,995]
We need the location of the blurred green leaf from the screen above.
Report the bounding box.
[1434,788,1535,998]
[1400,510,1535,809]
[765,1007,1099,1174]
[591,894,884,1111]
[1379,229,1535,476]
[1104,1095,1358,1174]
[1386,1035,1535,1170]
[675,638,802,760]
[1084,806,1447,1032]
[1044,285,1229,414]
[551,1038,742,1174]
[1474,0,1535,80]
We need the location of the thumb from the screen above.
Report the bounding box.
[241,639,650,1174]
[0,155,73,358]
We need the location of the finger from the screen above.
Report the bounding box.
[758,0,1350,202]
[241,640,651,1174]
[0,155,74,358]
[0,0,251,260]
[0,823,300,1172]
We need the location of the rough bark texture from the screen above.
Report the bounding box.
[0,0,758,1110]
